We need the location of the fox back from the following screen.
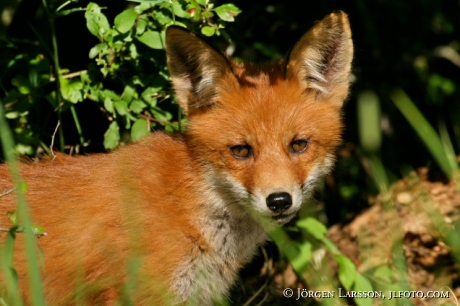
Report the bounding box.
[0,12,353,305]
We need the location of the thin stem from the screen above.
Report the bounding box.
[42,0,65,152]
[70,106,85,146]
[171,0,176,24]
[50,120,61,159]
[55,0,74,12]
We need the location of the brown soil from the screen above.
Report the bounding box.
[328,168,460,305]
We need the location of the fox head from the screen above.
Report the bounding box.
[165,12,353,230]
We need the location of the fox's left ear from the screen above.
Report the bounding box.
[286,12,353,106]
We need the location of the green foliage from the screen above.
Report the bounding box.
[272,217,375,306]
[1,0,241,155]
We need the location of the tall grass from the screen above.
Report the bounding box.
[0,101,45,304]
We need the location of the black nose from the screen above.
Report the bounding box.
[266,192,292,213]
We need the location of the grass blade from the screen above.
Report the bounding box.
[0,102,46,305]
[390,88,458,177]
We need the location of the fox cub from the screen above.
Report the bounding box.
[0,12,353,305]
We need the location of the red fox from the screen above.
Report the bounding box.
[0,12,353,305]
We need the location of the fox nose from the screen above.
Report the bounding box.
[266,192,292,213]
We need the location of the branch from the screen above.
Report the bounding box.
[49,70,88,82]
[0,188,15,198]
[50,120,61,160]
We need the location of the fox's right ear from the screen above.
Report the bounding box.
[165,26,237,115]
[286,12,353,106]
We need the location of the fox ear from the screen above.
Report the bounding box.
[286,12,353,105]
[165,26,236,115]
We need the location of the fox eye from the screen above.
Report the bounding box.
[290,139,310,153]
[230,144,252,159]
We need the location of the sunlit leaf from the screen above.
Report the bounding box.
[60,78,84,103]
[136,30,165,49]
[289,241,312,274]
[297,217,327,240]
[104,121,120,149]
[85,2,110,38]
[214,4,241,22]
[130,99,147,114]
[114,100,129,115]
[131,118,150,141]
[114,9,138,34]
[201,26,215,36]
[353,274,374,306]
[336,255,357,290]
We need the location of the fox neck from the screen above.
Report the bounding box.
[172,161,268,304]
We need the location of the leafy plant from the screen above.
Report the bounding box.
[1,0,241,154]
[271,217,375,306]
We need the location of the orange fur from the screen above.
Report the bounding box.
[0,12,353,305]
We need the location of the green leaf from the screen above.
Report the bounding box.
[15,144,33,155]
[130,99,147,114]
[296,217,327,240]
[31,225,47,237]
[89,43,109,58]
[372,266,394,281]
[151,106,172,122]
[114,9,138,33]
[85,2,110,38]
[165,123,178,133]
[134,2,154,14]
[103,121,120,149]
[60,78,84,103]
[353,274,374,306]
[89,45,100,59]
[101,66,109,77]
[136,30,165,49]
[289,241,312,274]
[321,237,341,255]
[7,211,17,225]
[152,9,173,24]
[101,89,119,100]
[336,255,357,290]
[121,85,136,102]
[131,118,150,141]
[129,43,138,59]
[129,0,169,3]
[141,87,159,106]
[104,97,114,113]
[136,17,148,35]
[171,0,188,18]
[214,4,241,22]
[201,26,215,36]
[114,100,129,115]
[5,112,19,119]
[201,11,214,19]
